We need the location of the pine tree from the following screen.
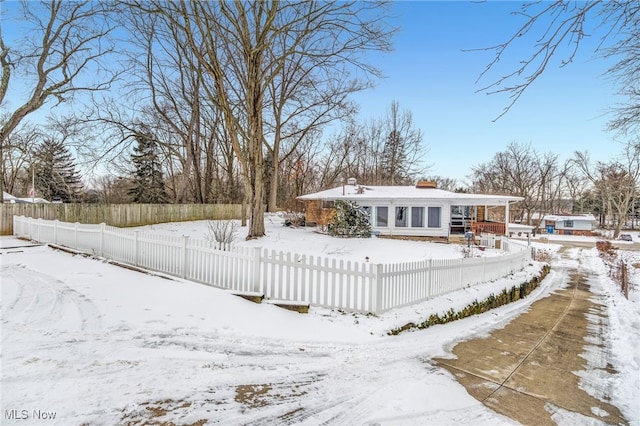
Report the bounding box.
[32,139,82,202]
[328,200,372,238]
[381,128,408,185]
[129,134,168,203]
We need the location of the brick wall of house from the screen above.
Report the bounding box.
[557,229,593,236]
[304,200,335,226]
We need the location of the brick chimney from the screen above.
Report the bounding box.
[415,180,437,188]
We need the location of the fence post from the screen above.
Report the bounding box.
[252,247,261,294]
[99,223,105,257]
[373,263,383,314]
[134,230,139,266]
[28,217,33,240]
[181,235,189,279]
[427,259,433,298]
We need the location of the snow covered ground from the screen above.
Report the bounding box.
[1,219,638,425]
[134,215,507,264]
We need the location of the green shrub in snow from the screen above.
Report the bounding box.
[328,200,372,238]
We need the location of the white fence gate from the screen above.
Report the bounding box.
[13,216,531,314]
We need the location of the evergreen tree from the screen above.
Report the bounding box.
[381,128,408,185]
[328,200,372,238]
[32,139,83,202]
[379,101,424,185]
[129,134,168,203]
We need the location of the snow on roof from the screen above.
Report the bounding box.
[543,214,597,222]
[297,185,523,205]
[3,191,17,201]
[508,223,534,232]
[16,197,50,204]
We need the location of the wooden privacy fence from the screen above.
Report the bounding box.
[0,203,242,235]
[13,216,532,314]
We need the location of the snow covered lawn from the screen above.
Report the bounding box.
[133,214,506,264]
[2,219,638,425]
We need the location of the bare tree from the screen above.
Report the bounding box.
[263,38,361,212]
[1,121,40,195]
[91,175,133,204]
[477,1,639,132]
[380,101,427,185]
[563,167,591,213]
[421,176,464,192]
[470,142,566,226]
[0,1,118,196]
[133,1,394,239]
[573,142,640,238]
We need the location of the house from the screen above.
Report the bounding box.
[297,180,523,238]
[2,191,18,203]
[539,214,598,236]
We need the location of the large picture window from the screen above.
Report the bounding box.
[395,206,408,227]
[376,206,388,227]
[427,207,441,228]
[411,207,424,228]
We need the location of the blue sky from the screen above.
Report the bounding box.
[3,1,623,184]
[350,1,623,182]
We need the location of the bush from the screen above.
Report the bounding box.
[205,220,238,250]
[327,200,371,238]
[283,212,305,227]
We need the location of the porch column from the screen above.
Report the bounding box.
[505,202,510,236]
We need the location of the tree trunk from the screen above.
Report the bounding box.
[266,149,279,212]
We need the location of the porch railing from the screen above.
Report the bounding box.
[471,221,506,236]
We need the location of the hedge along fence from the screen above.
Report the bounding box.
[388,264,551,335]
[0,203,242,235]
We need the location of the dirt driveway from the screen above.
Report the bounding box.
[435,247,628,425]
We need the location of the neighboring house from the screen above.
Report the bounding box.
[2,191,50,204]
[297,180,523,238]
[16,197,51,204]
[539,214,598,236]
[2,191,18,203]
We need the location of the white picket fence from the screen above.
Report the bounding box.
[13,216,531,314]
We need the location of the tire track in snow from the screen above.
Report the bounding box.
[1,264,102,333]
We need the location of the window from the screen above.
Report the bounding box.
[411,207,424,228]
[322,200,334,209]
[376,206,388,227]
[564,220,573,228]
[395,206,408,227]
[361,206,372,224]
[427,207,441,228]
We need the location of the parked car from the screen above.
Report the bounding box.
[619,233,633,241]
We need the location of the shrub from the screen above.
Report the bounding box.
[327,200,371,238]
[283,212,305,227]
[206,220,238,250]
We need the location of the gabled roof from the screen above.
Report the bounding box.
[297,185,523,206]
